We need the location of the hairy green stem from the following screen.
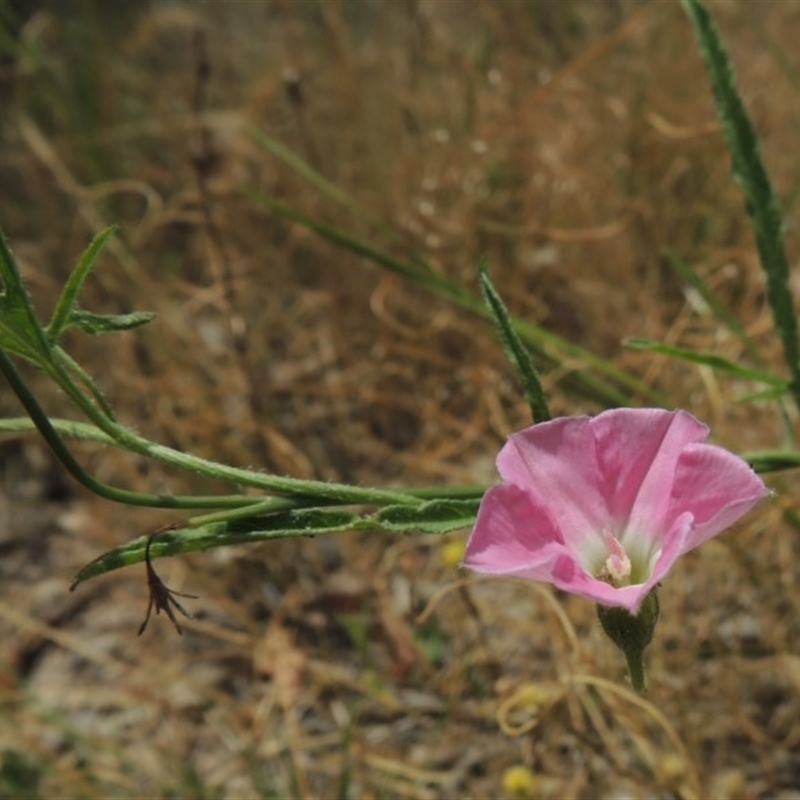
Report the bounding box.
[1,345,479,510]
[0,348,262,508]
[32,349,423,504]
[0,415,490,502]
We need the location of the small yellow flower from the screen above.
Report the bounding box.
[440,538,466,568]
[513,682,553,709]
[501,765,538,798]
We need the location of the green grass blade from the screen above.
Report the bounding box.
[666,252,760,362]
[683,0,800,410]
[733,386,789,404]
[741,449,800,473]
[624,338,787,386]
[479,265,551,422]
[247,125,418,254]
[248,126,367,220]
[249,190,474,305]
[250,191,665,408]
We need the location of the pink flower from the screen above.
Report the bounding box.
[463,408,768,613]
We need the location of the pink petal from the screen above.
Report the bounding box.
[496,417,609,560]
[669,442,768,551]
[591,408,709,545]
[465,407,768,613]
[644,510,694,587]
[548,512,695,611]
[463,484,566,575]
[463,483,660,613]
[548,561,655,612]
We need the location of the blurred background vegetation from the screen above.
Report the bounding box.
[0,1,799,797]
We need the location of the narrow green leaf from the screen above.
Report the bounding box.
[740,449,800,474]
[65,309,157,335]
[247,125,416,254]
[72,498,484,585]
[683,0,800,410]
[733,386,789,404]
[624,337,787,386]
[249,190,474,306]
[0,227,51,363]
[373,499,480,533]
[0,310,46,363]
[47,226,118,341]
[479,266,551,423]
[248,126,366,219]
[71,509,364,584]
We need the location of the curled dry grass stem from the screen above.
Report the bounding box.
[567,673,701,796]
[494,671,700,795]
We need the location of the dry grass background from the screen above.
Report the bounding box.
[1,0,800,797]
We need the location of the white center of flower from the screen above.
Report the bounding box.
[599,528,631,587]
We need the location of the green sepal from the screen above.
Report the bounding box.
[596,590,660,692]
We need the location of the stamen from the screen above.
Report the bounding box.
[600,529,631,586]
